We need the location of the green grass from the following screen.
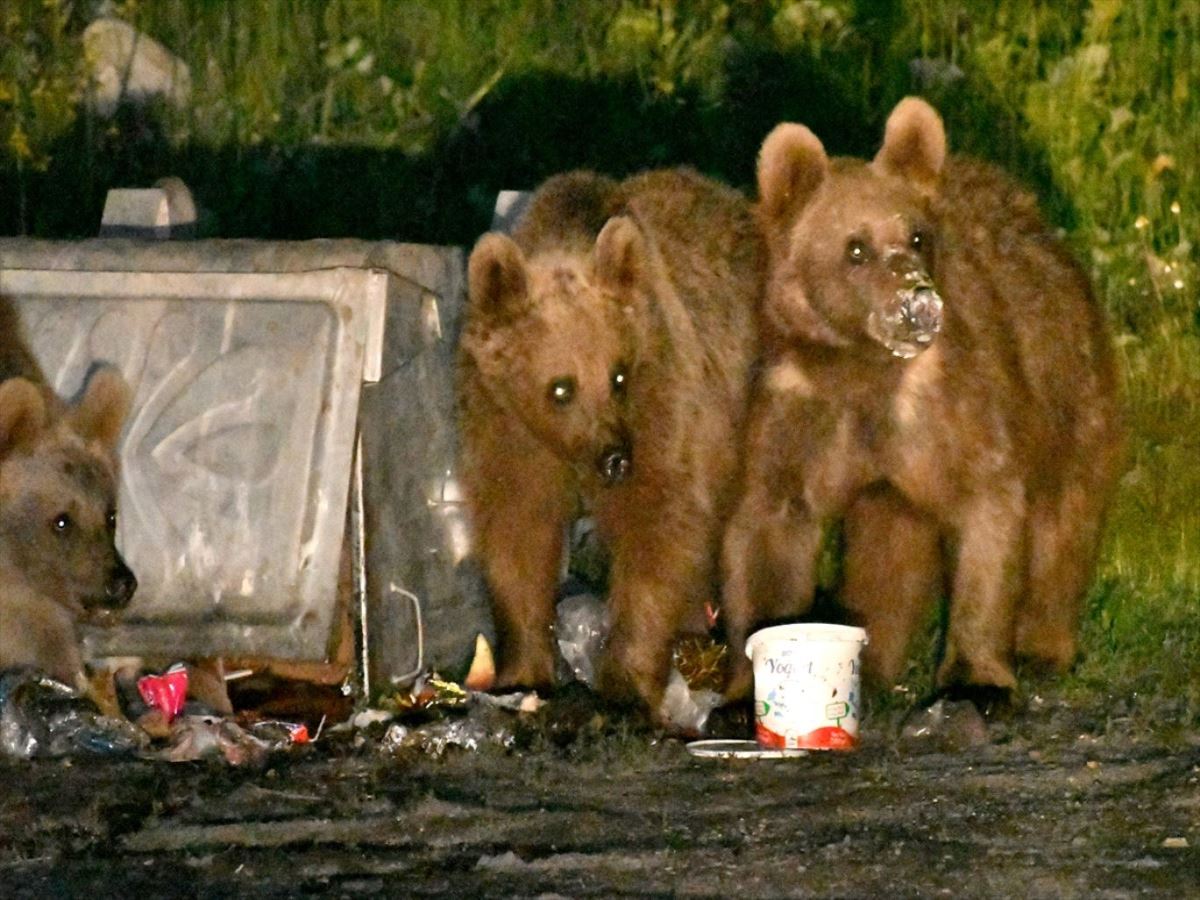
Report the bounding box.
[2,0,1198,714]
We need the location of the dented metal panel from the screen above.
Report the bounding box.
[357,273,485,692]
[0,265,384,661]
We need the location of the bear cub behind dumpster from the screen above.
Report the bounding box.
[0,303,137,688]
[721,97,1125,708]
[458,168,762,719]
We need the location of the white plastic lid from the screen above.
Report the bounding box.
[745,622,869,659]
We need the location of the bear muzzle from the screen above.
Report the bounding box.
[101,557,138,610]
[596,443,633,486]
[868,278,944,359]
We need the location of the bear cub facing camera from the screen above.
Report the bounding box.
[458,168,762,718]
[722,97,1125,707]
[0,325,137,689]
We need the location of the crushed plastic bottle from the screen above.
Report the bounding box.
[555,592,610,686]
[868,279,944,359]
[0,668,148,759]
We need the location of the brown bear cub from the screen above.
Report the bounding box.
[458,168,763,717]
[722,98,1124,708]
[0,302,137,688]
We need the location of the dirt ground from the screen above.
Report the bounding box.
[1,686,1197,899]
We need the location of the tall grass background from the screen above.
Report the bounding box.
[3,0,1197,717]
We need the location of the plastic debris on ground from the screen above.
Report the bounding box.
[158,715,272,766]
[555,592,610,687]
[0,587,731,762]
[555,592,726,736]
[248,719,312,745]
[660,669,724,737]
[0,668,148,759]
[117,660,240,742]
[898,697,990,752]
[356,659,543,758]
[0,661,319,765]
[136,663,189,723]
[382,714,515,757]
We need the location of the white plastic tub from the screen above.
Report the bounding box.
[746,623,868,751]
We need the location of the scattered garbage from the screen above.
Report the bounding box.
[0,668,148,759]
[137,663,189,723]
[159,715,272,767]
[382,715,515,757]
[378,675,471,715]
[660,669,723,737]
[0,660,320,765]
[673,632,726,693]
[555,592,609,687]
[0,587,735,764]
[361,666,540,756]
[898,697,990,752]
[247,719,313,745]
[114,660,234,739]
[553,591,726,735]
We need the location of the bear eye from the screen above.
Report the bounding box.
[52,513,73,534]
[106,509,117,530]
[548,376,576,406]
[610,364,629,397]
[911,230,931,253]
[846,239,871,265]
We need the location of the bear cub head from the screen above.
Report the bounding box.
[0,368,137,619]
[758,97,948,359]
[465,216,662,486]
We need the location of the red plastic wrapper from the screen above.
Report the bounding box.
[249,720,311,744]
[137,663,189,723]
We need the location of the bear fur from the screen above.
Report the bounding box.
[721,97,1125,704]
[0,301,136,688]
[458,168,763,715]
[0,298,47,385]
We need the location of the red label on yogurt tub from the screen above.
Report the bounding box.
[756,721,858,751]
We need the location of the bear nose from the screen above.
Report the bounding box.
[104,559,138,609]
[596,444,633,485]
[902,284,943,339]
[885,249,924,279]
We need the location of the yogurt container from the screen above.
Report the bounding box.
[746,623,868,751]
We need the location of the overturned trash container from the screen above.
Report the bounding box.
[0,238,490,697]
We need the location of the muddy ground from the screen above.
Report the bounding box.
[1,687,1197,899]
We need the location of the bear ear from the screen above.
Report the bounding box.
[757,123,829,232]
[71,367,131,453]
[872,97,946,190]
[468,232,530,323]
[0,377,48,456]
[594,216,650,295]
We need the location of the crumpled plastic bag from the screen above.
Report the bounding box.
[555,592,610,686]
[382,714,516,757]
[659,669,723,737]
[553,593,724,734]
[0,667,148,759]
[155,715,275,766]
